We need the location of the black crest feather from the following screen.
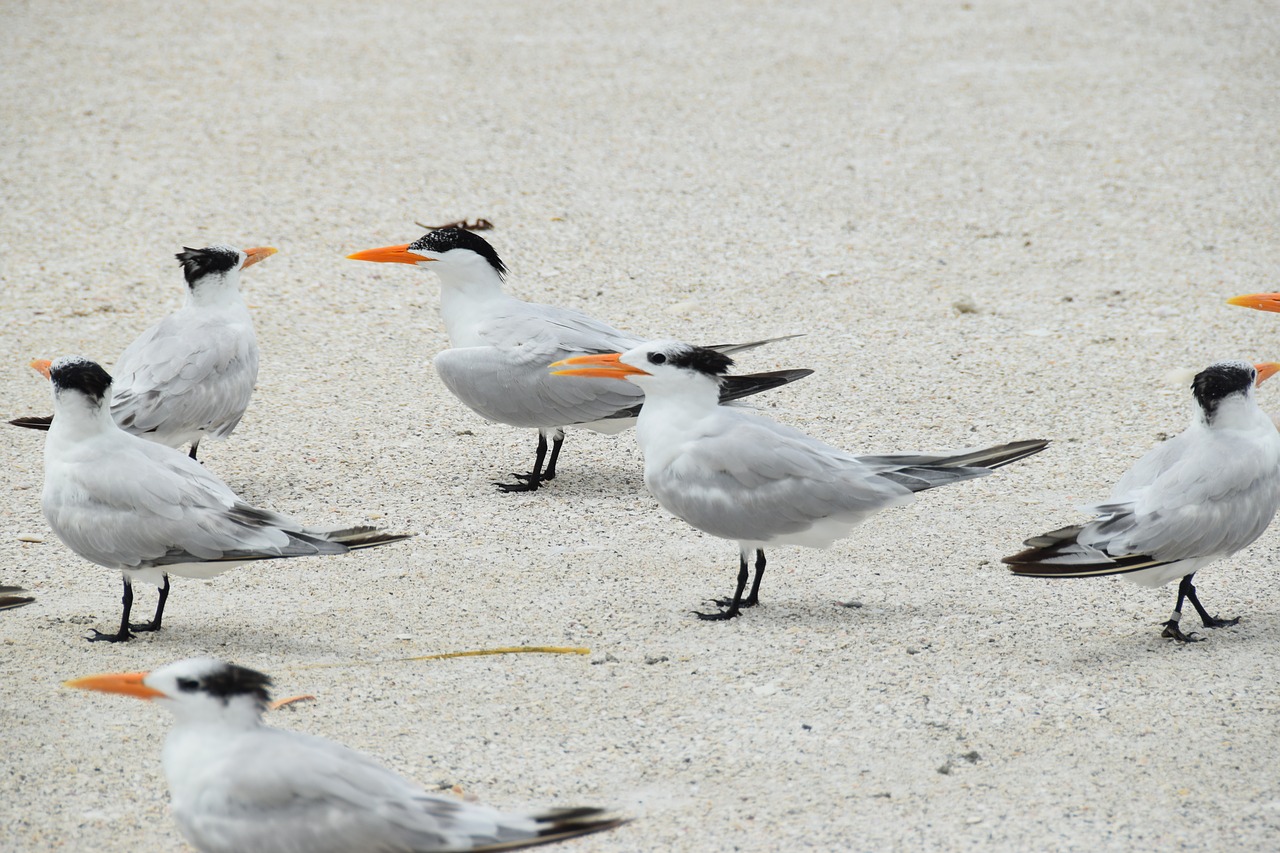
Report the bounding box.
[665,345,735,376]
[175,245,241,286]
[409,228,507,277]
[50,357,113,402]
[1192,360,1254,422]
[196,662,273,706]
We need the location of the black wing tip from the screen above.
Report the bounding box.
[324,527,416,549]
[9,415,53,430]
[532,810,631,844]
[472,811,629,852]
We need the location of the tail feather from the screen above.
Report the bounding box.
[317,526,415,549]
[0,585,34,611]
[472,809,630,852]
[865,439,1049,494]
[1003,524,1171,578]
[9,414,53,431]
[876,465,992,492]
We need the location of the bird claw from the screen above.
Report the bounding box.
[1201,615,1240,629]
[1161,620,1205,643]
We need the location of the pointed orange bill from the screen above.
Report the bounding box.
[29,359,52,380]
[550,352,650,380]
[242,246,278,268]
[64,671,165,700]
[1255,362,1280,386]
[1227,293,1280,313]
[346,244,432,265]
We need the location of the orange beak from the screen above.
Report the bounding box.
[1255,362,1280,386]
[29,359,52,380]
[346,244,432,265]
[64,671,165,700]
[550,352,650,380]
[241,246,278,269]
[1227,293,1280,313]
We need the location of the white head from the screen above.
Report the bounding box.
[1191,360,1279,428]
[175,244,276,303]
[551,340,734,396]
[31,355,115,427]
[347,228,508,288]
[66,657,272,728]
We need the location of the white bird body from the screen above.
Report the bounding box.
[554,341,1047,618]
[349,229,805,490]
[38,356,409,642]
[67,658,625,853]
[112,286,258,449]
[13,245,273,460]
[1006,359,1280,640]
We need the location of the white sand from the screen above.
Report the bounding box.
[3,1,1279,849]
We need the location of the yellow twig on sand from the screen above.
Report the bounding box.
[289,646,590,672]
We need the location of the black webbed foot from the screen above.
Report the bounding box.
[694,606,741,621]
[1200,614,1240,629]
[495,472,543,492]
[88,628,135,643]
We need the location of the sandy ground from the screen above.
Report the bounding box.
[2,1,1279,850]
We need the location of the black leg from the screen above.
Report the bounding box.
[716,550,767,608]
[188,438,201,462]
[744,550,767,607]
[1161,575,1205,642]
[496,433,549,492]
[129,575,170,633]
[697,554,749,621]
[542,432,566,481]
[1179,573,1238,629]
[89,577,136,643]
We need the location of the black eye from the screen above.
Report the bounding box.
[648,352,667,365]
[176,678,200,692]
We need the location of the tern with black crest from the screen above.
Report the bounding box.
[11,244,274,461]
[1005,360,1280,641]
[66,657,627,853]
[553,341,1048,619]
[347,228,808,491]
[36,356,410,642]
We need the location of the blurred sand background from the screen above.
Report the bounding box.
[2,1,1278,850]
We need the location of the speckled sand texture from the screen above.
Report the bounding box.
[3,2,1279,850]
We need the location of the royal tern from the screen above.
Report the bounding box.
[553,341,1048,619]
[36,356,411,642]
[347,228,808,491]
[11,245,274,461]
[1004,360,1280,641]
[66,658,627,853]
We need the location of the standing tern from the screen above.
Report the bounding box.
[347,228,808,491]
[552,341,1048,619]
[11,244,274,461]
[66,657,627,852]
[1005,360,1280,641]
[36,356,411,642]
